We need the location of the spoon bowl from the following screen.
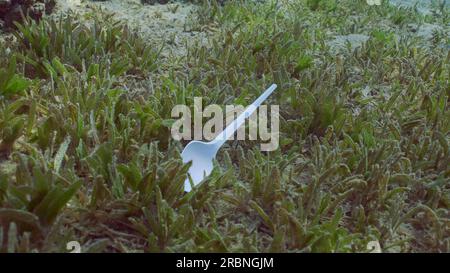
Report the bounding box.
[182,140,218,192]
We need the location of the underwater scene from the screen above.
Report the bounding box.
[0,0,449,253]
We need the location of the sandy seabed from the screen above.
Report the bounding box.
[55,0,210,58]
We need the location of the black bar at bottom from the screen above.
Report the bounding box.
[0,253,444,272]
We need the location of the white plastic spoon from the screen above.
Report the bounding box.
[182,83,278,192]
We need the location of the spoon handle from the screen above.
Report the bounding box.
[212,84,278,147]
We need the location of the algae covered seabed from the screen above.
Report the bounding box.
[0,0,449,252]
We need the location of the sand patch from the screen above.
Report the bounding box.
[389,0,449,14]
[54,0,210,59]
[328,34,371,51]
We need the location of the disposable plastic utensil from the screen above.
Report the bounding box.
[182,83,278,192]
